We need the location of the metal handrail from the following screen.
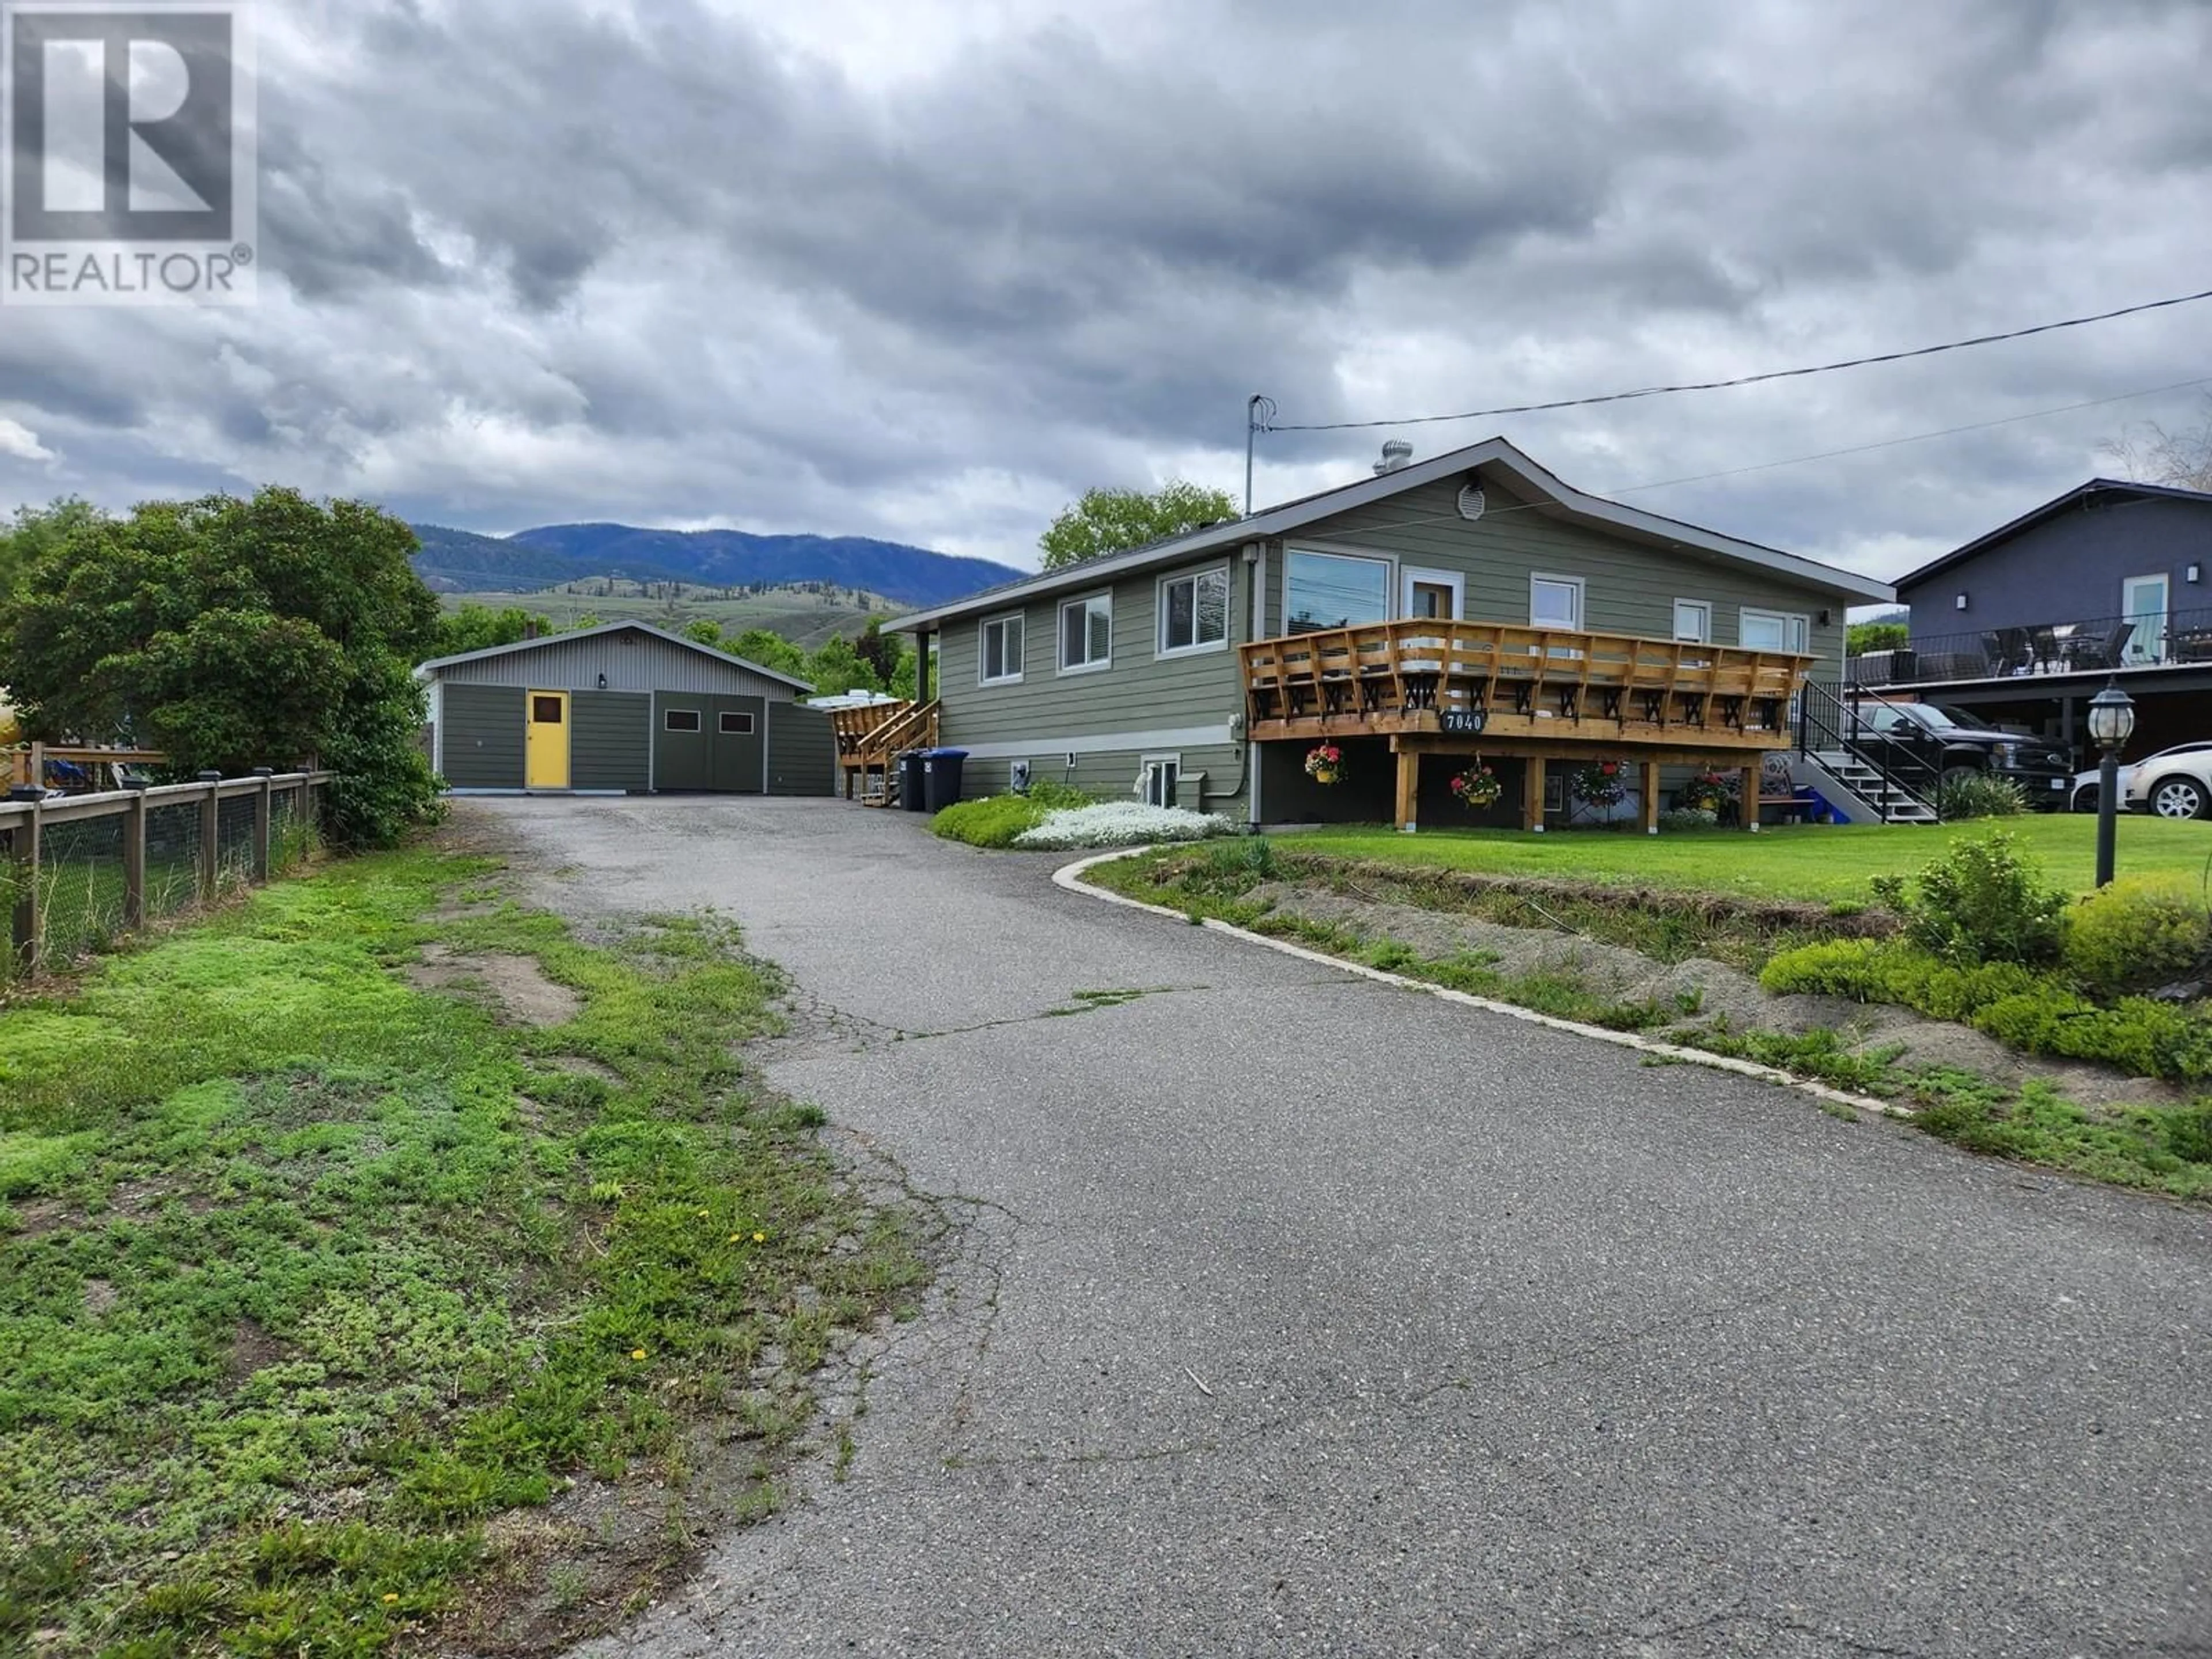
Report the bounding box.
[1797,681,1942,823]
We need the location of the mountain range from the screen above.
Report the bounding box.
[410,522,1026,608]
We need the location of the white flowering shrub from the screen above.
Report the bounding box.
[1012,802,1237,850]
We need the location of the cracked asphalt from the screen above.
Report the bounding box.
[475,796,2212,1659]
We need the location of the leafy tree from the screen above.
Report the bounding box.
[726,627,809,680]
[806,636,877,697]
[1037,480,1238,569]
[890,642,920,702]
[0,488,443,848]
[683,618,725,648]
[853,619,900,685]
[434,603,538,657]
[1847,620,1909,654]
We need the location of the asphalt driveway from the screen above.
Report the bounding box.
[476,796,2212,1658]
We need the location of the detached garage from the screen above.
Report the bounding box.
[418,622,833,796]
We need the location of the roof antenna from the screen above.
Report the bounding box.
[1245,395,1275,517]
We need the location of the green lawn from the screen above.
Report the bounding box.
[1286,815,2212,903]
[0,845,927,1655]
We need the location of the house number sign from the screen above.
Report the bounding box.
[1440,710,1488,735]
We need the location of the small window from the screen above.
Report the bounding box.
[1141,756,1181,809]
[1740,609,1810,653]
[1673,600,1712,643]
[664,709,702,733]
[1530,575,1584,630]
[719,711,755,736]
[1060,594,1112,673]
[531,695,564,724]
[980,613,1025,685]
[1158,567,1230,656]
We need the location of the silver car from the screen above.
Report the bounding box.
[2115,742,2212,819]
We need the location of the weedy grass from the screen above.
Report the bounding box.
[0,844,929,1656]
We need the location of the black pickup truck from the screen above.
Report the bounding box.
[1849,699,2075,807]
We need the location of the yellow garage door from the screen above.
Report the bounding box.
[525,690,570,789]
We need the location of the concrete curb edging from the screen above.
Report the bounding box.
[1052,846,1914,1123]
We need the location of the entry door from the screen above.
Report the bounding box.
[2123,574,2169,664]
[708,696,768,793]
[524,691,570,789]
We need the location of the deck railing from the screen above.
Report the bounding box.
[1241,619,1812,747]
[1849,606,2212,688]
[830,699,940,804]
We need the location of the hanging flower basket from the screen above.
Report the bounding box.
[1570,759,1628,809]
[1448,762,1502,809]
[1304,744,1345,786]
[1680,768,1737,814]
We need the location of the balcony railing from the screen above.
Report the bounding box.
[1850,607,2212,688]
[1241,619,1813,749]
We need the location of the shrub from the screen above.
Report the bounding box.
[2063,879,2211,1002]
[1934,771,2026,820]
[1025,779,1094,810]
[1970,992,2212,1083]
[930,794,1048,849]
[1012,803,1236,851]
[1657,808,1719,832]
[1760,937,2040,1021]
[1869,831,2069,967]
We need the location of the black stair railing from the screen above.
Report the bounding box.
[1796,680,1943,824]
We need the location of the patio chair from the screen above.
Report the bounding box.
[1985,627,2032,677]
[2064,620,2135,673]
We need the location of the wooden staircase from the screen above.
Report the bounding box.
[830,700,941,806]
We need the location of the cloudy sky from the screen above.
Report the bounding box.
[2,0,2209,585]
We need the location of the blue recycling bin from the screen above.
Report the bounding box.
[920,749,969,813]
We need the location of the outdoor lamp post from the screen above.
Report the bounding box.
[2088,677,2137,888]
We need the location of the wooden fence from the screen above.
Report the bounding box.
[1,769,330,976]
[5,743,166,790]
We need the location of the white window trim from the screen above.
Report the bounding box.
[719,710,756,736]
[1281,545,1395,634]
[1529,572,1586,631]
[1058,592,1114,676]
[1156,565,1233,659]
[979,610,1027,687]
[664,708,702,733]
[1673,599,1713,643]
[1402,566,1465,622]
[1139,752,1184,808]
[1738,607,1810,653]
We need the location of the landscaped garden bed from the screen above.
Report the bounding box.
[1086,827,2212,1200]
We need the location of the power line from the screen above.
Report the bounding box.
[1264,286,2212,433]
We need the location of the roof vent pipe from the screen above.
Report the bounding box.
[1373,440,1414,476]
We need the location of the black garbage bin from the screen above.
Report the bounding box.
[920,748,968,813]
[899,751,929,812]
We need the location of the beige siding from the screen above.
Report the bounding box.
[1273,472,1847,675]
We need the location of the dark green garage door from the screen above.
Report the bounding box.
[652,693,767,793]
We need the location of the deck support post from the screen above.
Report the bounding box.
[1394,747,1419,833]
[1640,760,1661,836]
[1524,756,1547,834]
[1740,763,1761,832]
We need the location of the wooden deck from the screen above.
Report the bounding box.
[831,700,940,805]
[1243,620,1812,752]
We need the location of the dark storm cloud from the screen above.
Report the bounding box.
[0,0,2208,574]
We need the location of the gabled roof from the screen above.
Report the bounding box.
[883,434,1893,633]
[1897,477,2212,591]
[414,619,816,692]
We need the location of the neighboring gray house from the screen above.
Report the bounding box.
[1864,478,2212,758]
[416,621,833,796]
[884,436,1893,828]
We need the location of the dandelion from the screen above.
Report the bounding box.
[728,1233,741,1243]
[752,1230,766,1243]
[381,1593,399,1605]
[630,1348,647,1361]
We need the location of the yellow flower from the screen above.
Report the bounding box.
[381,1593,399,1604]
[728,1233,741,1243]
[630,1348,647,1361]
[752,1231,766,1243]
[695,1208,710,1217]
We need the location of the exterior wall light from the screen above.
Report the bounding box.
[1955,593,1969,611]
